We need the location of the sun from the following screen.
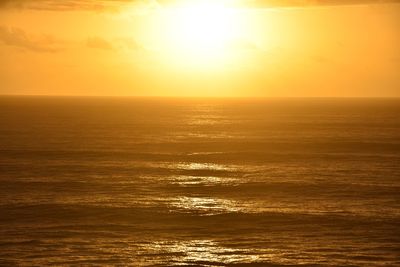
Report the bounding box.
[159,0,244,69]
[170,2,235,53]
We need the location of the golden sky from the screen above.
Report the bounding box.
[0,0,399,97]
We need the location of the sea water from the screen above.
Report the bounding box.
[0,97,399,266]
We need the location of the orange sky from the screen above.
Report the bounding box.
[0,0,399,97]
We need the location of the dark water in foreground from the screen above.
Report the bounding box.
[0,97,399,266]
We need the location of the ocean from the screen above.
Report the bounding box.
[0,97,399,266]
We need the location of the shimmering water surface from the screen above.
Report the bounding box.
[0,97,399,266]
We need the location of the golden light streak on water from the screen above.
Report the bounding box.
[139,240,268,266]
[169,175,239,186]
[176,162,236,171]
[170,197,241,215]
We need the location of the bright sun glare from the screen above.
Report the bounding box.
[160,0,244,68]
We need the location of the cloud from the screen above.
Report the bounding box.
[86,36,114,50]
[86,36,142,51]
[0,25,63,52]
[116,37,142,50]
[0,26,142,53]
[0,0,144,11]
[0,0,399,11]
[162,0,400,8]
[248,0,400,7]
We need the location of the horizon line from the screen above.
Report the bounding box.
[1,94,399,99]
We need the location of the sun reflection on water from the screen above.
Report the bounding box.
[170,196,240,215]
[176,162,236,171]
[139,240,267,266]
[169,175,238,186]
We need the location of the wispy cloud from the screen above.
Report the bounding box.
[86,36,142,51]
[115,37,142,50]
[0,25,64,52]
[249,0,400,7]
[0,0,399,11]
[0,26,142,52]
[86,36,114,50]
[0,0,131,11]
